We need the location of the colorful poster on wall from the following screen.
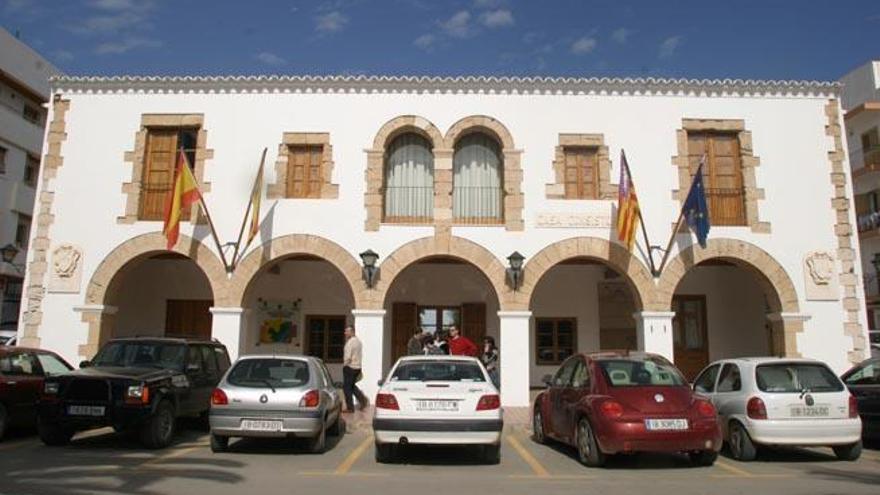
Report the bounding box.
[257,298,301,345]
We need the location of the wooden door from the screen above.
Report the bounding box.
[392,302,417,362]
[165,299,213,339]
[461,303,486,343]
[672,295,709,381]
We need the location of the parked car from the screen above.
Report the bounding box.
[0,330,17,346]
[373,355,503,464]
[693,357,862,461]
[0,346,72,439]
[532,351,721,467]
[39,337,230,449]
[209,355,343,453]
[841,357,880,442]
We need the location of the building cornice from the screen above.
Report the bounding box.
[50,75,840,98]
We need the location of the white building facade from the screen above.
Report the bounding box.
[0,28,59,331]
[19,75,870,406]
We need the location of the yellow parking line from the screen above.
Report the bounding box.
[713,459,754,478]
[0,439,37,451]
[335,436,372,475]
[861,451,880,461]
[301,470,388,478]
[141,444,203,466]
[507,435,550,478]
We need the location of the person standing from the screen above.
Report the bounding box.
[447,325,478,357]
[406,330,426,356]
[481,336,500,388]
[342,326,369,412]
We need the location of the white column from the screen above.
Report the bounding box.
[352,309,386,401]
[634,311,676,361]
[498,310,532,407]
[209,307,245,362]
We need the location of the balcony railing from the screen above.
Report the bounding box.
[383,186,433,223]
[705,188,746,226]
[865,146,880,169]
[453,185,504,225]
[858,210,880,233]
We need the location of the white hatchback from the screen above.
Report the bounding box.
[372,355,503,464]
[693,357,862,461]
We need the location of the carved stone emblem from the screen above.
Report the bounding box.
[803,251,839,301]
[48,244,83,293]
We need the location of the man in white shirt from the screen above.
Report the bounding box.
[342,326,368,412]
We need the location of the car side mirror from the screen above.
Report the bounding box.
[542,374,553,387]
[79,360,91,369]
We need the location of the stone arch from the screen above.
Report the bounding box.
[444,115,515,150]
[80,232,228,357]
[229,234,366,308]
[519,237,655,311]
[371,115,444,150]
[371,236,511,309]
[655,237,802,356]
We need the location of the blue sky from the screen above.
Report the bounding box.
[2,0,879,80]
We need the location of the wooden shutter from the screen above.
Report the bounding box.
[140,130,178,220]
[391,302,417,361]
[687,132,746,226]
[287,145,323,198]
[563,147,598,199]
[165,299,213,339]
[461,303,486,343]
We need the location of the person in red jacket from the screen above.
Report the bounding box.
[447,325,478,357]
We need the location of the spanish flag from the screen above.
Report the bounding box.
[616,150,641,251]
[163,150,202,250]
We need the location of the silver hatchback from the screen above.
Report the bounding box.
[209,355,343,453]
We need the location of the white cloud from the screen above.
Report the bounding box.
[612,27,632,44]
[570,36,597,55]
[68,0,156,35]
[94,37,162,54]
[439,10,473,38]
[52,50,74,62]
[315,10,348,33]
[414,33,437,50]
[481,8,514,28]
[255,51,288,66]
[659,35,682,58]
[89,0,137,10]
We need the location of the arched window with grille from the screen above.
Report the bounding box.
[453,133,503,224]
[384,133,434,223]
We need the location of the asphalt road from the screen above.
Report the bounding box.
[0,423,878,495]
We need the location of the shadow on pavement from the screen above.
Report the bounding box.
[222,430,346,455]
[532,436,705,470]
[805,467,880,486]
[719,445,840,463]
[382,444,494,466]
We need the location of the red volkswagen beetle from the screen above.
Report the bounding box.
[532,351,721,467]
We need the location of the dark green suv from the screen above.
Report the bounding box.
[38,337,230,448]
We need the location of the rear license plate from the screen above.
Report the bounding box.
[415,400,459,412]
[790,406,829,417]
[67,405,105,417]
[240,419,283,432]
[645,419,689,431]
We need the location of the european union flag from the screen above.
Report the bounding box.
[683,163,711,248]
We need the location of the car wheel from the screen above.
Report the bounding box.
[532,406,546,444]
[327,413,343,437]
[832,441,862,461]
[141,400,176,449]
[689,450,718,466]
[375,442,395,463]
[576,418,605,467]
[38,418,74,446]
[308,425,326,454]
[482,444,501,465]
[0,403,7,440]
[728,421,757,462]
[210,433,229,453]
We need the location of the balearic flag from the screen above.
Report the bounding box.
[163,150,202,250]
[682,158,711,248]
[246,158,264,246]
[616,150,641,251]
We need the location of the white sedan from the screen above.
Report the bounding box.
[372,355,503,464]
[693,357,862,461]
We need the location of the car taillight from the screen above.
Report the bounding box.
[746,397,767,420]
[375,393,400,410]
[299,389,320,408]
[211,388,228,406]
[848,394,859,419]
[476,394,500,411]
[599,400,624,419]
[695,400,715,418]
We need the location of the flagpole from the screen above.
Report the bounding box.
[197,193,231,273]
[231,148,267,269]
[621,153,658,276]
[656,157,707,274]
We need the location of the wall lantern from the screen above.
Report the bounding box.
[506,251,525,291]
[360,249,380,289]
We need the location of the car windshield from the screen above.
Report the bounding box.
[227,359,310,389]
[756,363,844,393]
[92,341,186,370]
[391,360,485,382]
[598,359,686,387]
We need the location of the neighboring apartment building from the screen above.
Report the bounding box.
[20,74,870,406]
[0,28,59,331]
